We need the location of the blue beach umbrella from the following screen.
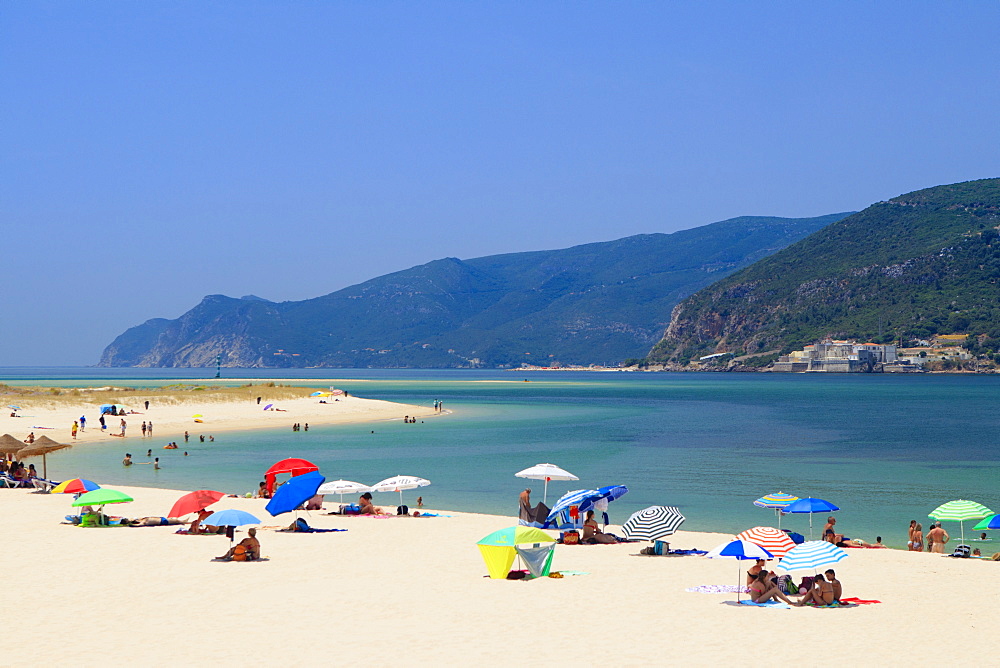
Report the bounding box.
[545,489,603,527]
[597,485,629,502]
[781,497,839,539]
[973,514,1000,531]
[774,540,848,573]
[203,509,261,527]
[706,539,774,602]
[266,470,326,517]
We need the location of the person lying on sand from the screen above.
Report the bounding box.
[217,528,259,561]
[749,570,794,605]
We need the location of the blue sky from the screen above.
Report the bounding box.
[2,2,998,365]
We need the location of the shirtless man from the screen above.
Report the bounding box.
[927,522,950,553]
[519,488,531,513]
[218,528,259,560]
[825,569,842,602]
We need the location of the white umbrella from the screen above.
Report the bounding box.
[317,479,371,503]
[370,475,431,506]
[515,463,578,504]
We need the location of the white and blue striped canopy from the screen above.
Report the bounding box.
[774,540,848,572]
[620,505,686,541]
[546,489,602,521]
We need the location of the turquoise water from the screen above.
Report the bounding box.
[4,368,999,548]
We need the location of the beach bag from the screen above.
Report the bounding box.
[952,544,971,558]
[654,540,669,555]
[562,530,580,545]
[232,545,249,561]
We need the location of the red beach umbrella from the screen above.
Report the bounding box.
[735,526,797,558]
[264,457,319,494]
[168,489,226,518]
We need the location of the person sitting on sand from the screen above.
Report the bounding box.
[189,509,218,535]
[254,481,270,499]
[359,492,382,515]
[582,510,616,544]
[824,569,842,603]
[217,528,259,561]
[798,573,835,606]
[749,570,794,605]
[746,559,773,586]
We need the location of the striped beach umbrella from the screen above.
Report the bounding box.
[51,478,101,494]
[754,492,799,529]
[621,505,685,541]
[973,514,1000,531]
[774,540,848,573]
[736,526,797,558]
[546,489,603,526]
[929,499,993,544]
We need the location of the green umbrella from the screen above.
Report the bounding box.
[72,488,134,507]
[972,514,1000,531]
[929,499,993,544]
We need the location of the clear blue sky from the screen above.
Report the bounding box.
[2,2,998,365]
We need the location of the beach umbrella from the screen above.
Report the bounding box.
[266,470,326,516]
[597,484,629,502]
[263,404,273,411]
[51,478,101,494]
[317,479,371,502]
[203,509,260,527]
[753,492,799,529]
[781,497,839,539]
[0,434,25,456]
[546,489,603,524]
[929,499,993,544]
[370,475,431,507]
[774,540,848,573]
[621,506,686,542]
[736,526,797,558]
[7,405,21,411]
[706,539,774,602]
[192,414,203,418]
[72,488,133,507]
[515,463,579,504]
[168,489,226,518]
[18,436,71,479]
[264,457,319,494]
[477,526,556,579]
[973,514,1000,531]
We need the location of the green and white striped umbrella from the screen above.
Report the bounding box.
[929,499,993,544]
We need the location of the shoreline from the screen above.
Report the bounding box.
[4,481,998,665]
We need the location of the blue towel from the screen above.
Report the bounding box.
[739,599,791,609]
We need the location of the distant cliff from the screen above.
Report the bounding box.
[99,213,849,368]
[649,178,1000,365]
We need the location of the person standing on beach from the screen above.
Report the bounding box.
[519,488,531,513]
[120,419,127,436]
[927,522,949,553]
[147,421,153,437]
[144,400,149,410]
[910,523,923,552]
[79,415,86,431]
[257,396,262,405]
[71,421,78,439]
[141,422,147,438]
[99,415,106,431]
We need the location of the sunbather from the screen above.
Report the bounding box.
[217,528,259,561]
[359,492,382,515]
[798,573,835,605]
[582,510,617,544]
[749,569,794,605]
[189,509,219,534]
[746,559,773,585]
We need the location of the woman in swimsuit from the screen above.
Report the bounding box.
[582,510,616,544]
[910,523,923,552]
[749,570,794,605]
[797,574,835,606]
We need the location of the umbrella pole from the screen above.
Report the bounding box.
[42,454,47,480]
[736,564,740,602]
[809,513,814,540]
[543,479,548,505]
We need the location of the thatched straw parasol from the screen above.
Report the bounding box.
[17,437,72,479]
[0,434,25,457]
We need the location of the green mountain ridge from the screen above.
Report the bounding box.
[98,213,849,368]
[649,177,1000,365]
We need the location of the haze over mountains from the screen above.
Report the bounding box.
[99,213,848,368]
[650,178,1000,365]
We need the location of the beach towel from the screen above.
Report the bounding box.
[838,597,881,605]
[738,599,791,609]
[668,548,708,555]
[686,585,751,594]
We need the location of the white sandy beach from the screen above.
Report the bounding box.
[2,391,438,447]
[6,482,999,667]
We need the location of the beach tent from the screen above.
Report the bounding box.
[264,457,319,495]
[477,526,556,579]
[99,404,127,415]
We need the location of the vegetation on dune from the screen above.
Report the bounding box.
[0,383,316,410]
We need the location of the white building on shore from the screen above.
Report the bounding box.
[772,340,898,372]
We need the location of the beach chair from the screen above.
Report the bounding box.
[31,478,57,492]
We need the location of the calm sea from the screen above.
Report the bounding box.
[4,367,999,548]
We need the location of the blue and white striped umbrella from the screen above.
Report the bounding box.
[620,505,686,541]
[774,540,848,572]
[546,489,603,522]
